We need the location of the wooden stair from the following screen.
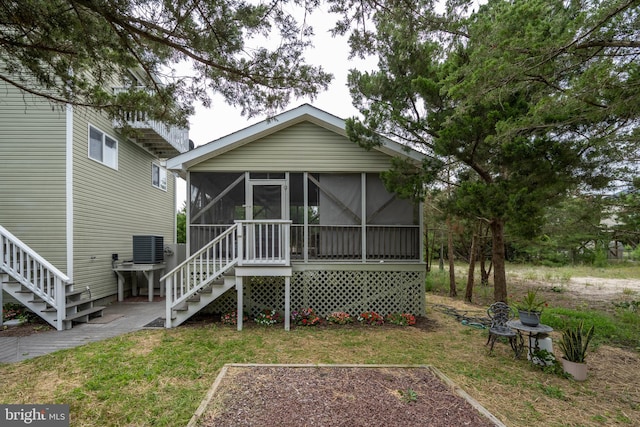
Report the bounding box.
[1,273,105,330]
[166,272,236,327]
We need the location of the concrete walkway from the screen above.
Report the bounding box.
[0,300,165,363]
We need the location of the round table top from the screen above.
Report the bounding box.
[506,320,553,334]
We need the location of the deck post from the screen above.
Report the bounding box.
[55,277,65,330]
[165,276,173,328]
[284,276,290,331]
[236,276,243,331]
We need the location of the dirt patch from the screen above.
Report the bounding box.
[0,319,53,337]
[197,365,500,427]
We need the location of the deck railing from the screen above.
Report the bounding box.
[190,223,420,262]
[111,86,190,153]
[162,223,239,326]
[0,225,67,330]
[237,220,291,266]
[291,224,420,260]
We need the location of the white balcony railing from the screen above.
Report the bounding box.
[237,220,291,266]
[112,87,190,154]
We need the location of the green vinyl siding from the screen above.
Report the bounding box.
[0,82,68,271]
[72,107,176,299]
[191,122,394,172]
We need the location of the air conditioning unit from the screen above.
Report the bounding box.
[133,235,164,264]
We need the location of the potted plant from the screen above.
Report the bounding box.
[515,289,546,326]
[557,321,595,381]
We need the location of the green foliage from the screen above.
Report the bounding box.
[176,204,186,244]
[398,388,418,403]
[0,0,332,126]
[513,290,546,313]
[329,0,640,300]
[557,321,595,363]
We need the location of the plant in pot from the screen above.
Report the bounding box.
[557,321,595,381]
[515,289,546,326]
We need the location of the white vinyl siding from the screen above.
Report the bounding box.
[190,122,394,172]
[0,82,68,271]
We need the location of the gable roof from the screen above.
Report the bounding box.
[166,103,424,173]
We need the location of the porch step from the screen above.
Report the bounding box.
[64,306,106,322]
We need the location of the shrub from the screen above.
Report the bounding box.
[385,312,416,326]
[254,309,281,326]
[326,311,354,325]
[2,302,33,322]
[220,311,248,326]
[358,311,384,326]
[291,308,321,326]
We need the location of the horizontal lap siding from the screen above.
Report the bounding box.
[72,108,176,299]
[191,122,394,172]
[0,83,67,270]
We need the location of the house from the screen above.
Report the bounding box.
[163,104,426,330]
[0,69,189,330]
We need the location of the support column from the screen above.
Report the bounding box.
[236,276,243,331]
[284,276,291,331]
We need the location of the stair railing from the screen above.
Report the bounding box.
[162,223,240,327]
[0,225,68,330]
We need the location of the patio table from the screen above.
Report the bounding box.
[113,262,165,302]
[506,320,553,360]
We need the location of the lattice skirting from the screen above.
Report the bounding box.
[206,268,425,317]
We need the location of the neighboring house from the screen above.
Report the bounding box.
[0,70,189,330]
[163,104,426,330]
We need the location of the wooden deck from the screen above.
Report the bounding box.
[0,298,164,363]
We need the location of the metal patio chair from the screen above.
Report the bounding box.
[486,302,518,356]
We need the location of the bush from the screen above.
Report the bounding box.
[291,308,321,326]
[385,312,416,326]
[254,309,281,326]
[326,311,354,325]
[358,311,384,326]
[220,311,248,326]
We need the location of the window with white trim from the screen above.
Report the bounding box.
[88,125,118,169]
[152,163,167,191]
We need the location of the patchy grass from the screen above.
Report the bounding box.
[0,265,639,426]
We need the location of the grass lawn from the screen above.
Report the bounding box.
[1,264,639,426]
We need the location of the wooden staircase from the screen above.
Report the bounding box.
[162,220,292,328]
[1,225,105,331]
[163,224,240,328]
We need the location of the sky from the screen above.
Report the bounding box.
[185,8,376,147]
[175,7,377,207]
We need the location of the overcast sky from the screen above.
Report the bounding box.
[185,8,376,147]
[175,8,377,208]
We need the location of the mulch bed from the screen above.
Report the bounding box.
[197,365,500,427]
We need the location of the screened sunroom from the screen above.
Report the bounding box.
[188,171,421,263]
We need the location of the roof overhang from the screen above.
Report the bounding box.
[166,104,424,173]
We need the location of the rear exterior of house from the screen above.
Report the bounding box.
[0,74,188,330]
[165,104,425,329]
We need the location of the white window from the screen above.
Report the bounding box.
[88,125,118,169]
[152,163,167,191]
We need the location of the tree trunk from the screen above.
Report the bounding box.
[480,223,491,286]
[490,217,507,302]
[464,222,478,302]
[447,217,457,297]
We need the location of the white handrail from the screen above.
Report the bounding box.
[162,224,240,327]
[0,225,68,316]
